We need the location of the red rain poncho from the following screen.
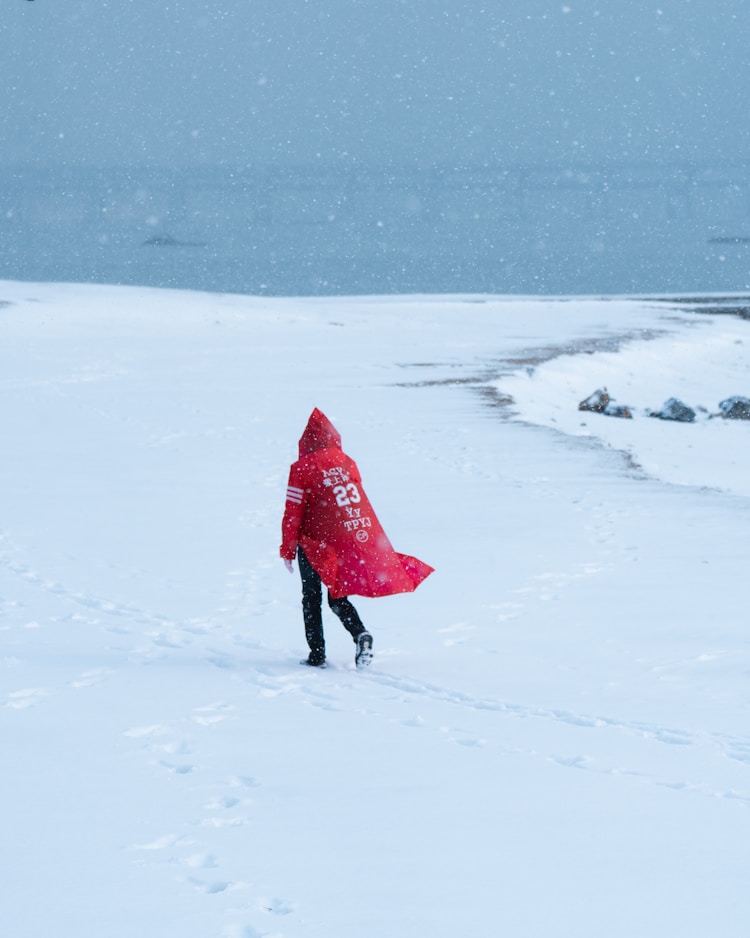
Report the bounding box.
[280,409,434,598]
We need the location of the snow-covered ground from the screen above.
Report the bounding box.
[1,282,748,938]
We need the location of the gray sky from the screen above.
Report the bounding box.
[4,0,749,169]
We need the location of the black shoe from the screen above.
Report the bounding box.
[301,655,327,668]
[355,632,373,669]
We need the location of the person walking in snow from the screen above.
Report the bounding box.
[280,408,433,668]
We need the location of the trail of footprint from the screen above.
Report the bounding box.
[546,752,750,807]
[351,668,750,805]
[242,650,750,808]
[124,702,241,782]
[171,773,297,937]
[315,667,748,804]
[1,531,198,662]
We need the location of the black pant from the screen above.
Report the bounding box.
[298,547,365,659]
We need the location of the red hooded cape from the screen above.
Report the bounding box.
[280,409,434,598]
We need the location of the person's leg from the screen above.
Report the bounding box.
[327,593,365,640]
[328,593,374,668]
[298,548,326,664]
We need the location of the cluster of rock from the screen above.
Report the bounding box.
[577,388,633,419]
[649,398,698,423]
[717,396,750,420]
[578,389,750,423]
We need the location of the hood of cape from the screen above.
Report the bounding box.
[298,408,342,457]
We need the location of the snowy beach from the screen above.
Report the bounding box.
[2,282,748,938]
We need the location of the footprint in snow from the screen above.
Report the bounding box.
[551,754,592,770]
[183,852,219,870]
[205,795,241,811]
[229,775,260,790]
[5,687,50,709]
[440,726,486,748]
[69,668,112,689]
[158,738,193,756]
[648,727,693,746]
[188,877,235,895]
[438,621,475,647]
[401,715,427,728]
[160,760,194,775]
[192,701,235,726]
[124,723,194,757]
[123,723,171,739]
[146,622,195,650]
[726,744,750,765]
[131,832,185,851]
[303,694,344,713]
[181,617,217,636]
[222,925,267,938]
[199,777,258,828]
[453,736,486,747]
[201,814,248,829]
[256,896,295,916]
